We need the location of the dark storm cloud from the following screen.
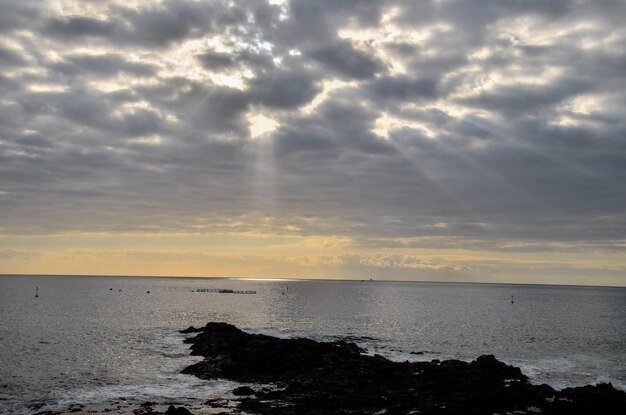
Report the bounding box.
[1,0,625,256]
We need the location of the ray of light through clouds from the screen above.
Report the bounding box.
[1,0,625,286]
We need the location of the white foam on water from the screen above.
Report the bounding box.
[361,346,451,364]
[594,376,626,392]
[245,327,304,339]
[1,377,239,415]
[0,332,238,415]
[55,376,237,405]
[505,355,626,392]
[245,328,359,347]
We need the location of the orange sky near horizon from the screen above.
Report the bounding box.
[2,232,625,287]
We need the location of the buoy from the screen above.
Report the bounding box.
[119,289,122,292]
[109,288,113,291]
[35,286,39,298]
[147,290,150,293]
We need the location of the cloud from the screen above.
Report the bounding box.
[0,249,40,260]
[196,51,238,69]
[51,53,156,78]
[249,67,321,109]
[0,0,42,34]
[308,41,385,80]
[0,45,29,68]
[365,75,439,102]
[1,0,625,282]
[46,16,118,39]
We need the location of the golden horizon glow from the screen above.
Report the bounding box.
[1,232,625,287]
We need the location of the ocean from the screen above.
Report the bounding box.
[1,275,625,414]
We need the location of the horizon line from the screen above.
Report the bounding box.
[1,273,625,289]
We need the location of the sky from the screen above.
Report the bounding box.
[1,0,625,286]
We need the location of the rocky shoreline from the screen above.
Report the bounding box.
[178,322,626,415]
[35,322,626,415]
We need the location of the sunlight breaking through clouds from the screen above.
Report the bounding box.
[1,0,625,284]
[248,113,279,139]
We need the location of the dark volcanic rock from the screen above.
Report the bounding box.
[164,405,193,415]
[232,385,255,396]
[182,322,626,415]
[179,326,203,334]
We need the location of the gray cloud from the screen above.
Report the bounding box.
[196,49,275,73]
[308,41,385,80]
[44,0,277,48]
[196,51,238,69]
[46,16,117,39]
[51,53,156,78]
[0,0,42,34]
[0,45,28,68]
[366,76,439,102]
[1,0,625,261]
[249,67,321,109]
[459,79,592,115]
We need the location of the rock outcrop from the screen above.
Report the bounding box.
[181,322,626,415]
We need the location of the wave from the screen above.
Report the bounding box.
[1,375,239,415]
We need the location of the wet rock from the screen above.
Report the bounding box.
[164,405,194,415]
[179,326,202,334]
[204,398,229,408]
[182,322,626,415]
[232,386,255,396]
[237,398,271,413]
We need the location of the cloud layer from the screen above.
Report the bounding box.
[1,0,625,281]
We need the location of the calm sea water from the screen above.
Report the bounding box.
[1,275,625,414]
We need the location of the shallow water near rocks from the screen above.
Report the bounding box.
[1,275,625,414]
